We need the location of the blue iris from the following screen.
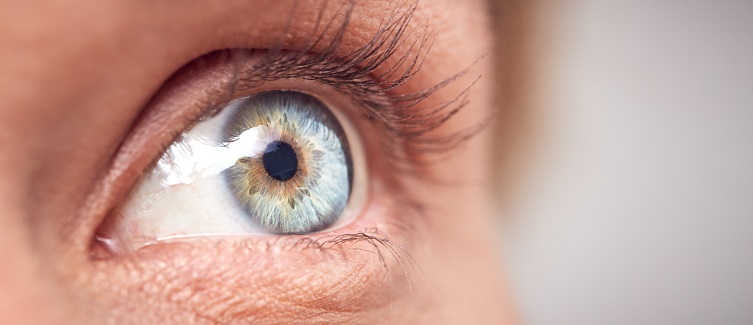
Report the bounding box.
[222,91,353,234]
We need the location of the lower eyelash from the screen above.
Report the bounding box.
[312,231,428,301]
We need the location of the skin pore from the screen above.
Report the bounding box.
[0,0,516,323]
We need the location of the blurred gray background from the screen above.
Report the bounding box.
[491,0,752,324]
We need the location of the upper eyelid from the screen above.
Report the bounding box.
[223,1,432,114]
[218,1,477,175]
[107,0,450,192]
[150,0,432,140]
[164,2,449,177]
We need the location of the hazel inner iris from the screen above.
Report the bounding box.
[262,140,298,181]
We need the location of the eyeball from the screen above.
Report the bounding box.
[103,90,367,251]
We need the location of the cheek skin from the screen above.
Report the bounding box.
[0,0,514,324]
[406,8,519,325]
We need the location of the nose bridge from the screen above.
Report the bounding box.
[0,214,65,325]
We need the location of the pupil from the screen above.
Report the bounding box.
[262,141,298,181]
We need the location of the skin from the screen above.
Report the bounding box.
[0,0,516,323]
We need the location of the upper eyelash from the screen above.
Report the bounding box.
[203,0,482,178]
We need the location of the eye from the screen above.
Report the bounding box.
[91,2,468,255]
[102,88,367,252]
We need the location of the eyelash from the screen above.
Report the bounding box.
[190,0,479,179]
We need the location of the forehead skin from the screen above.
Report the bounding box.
[0,0,515,324]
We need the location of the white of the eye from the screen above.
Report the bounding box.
[157,109,266,186]
[109,100,275,251]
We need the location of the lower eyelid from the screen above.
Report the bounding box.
[90,219,423,323]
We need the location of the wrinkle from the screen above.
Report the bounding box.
[87,230,428,324]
